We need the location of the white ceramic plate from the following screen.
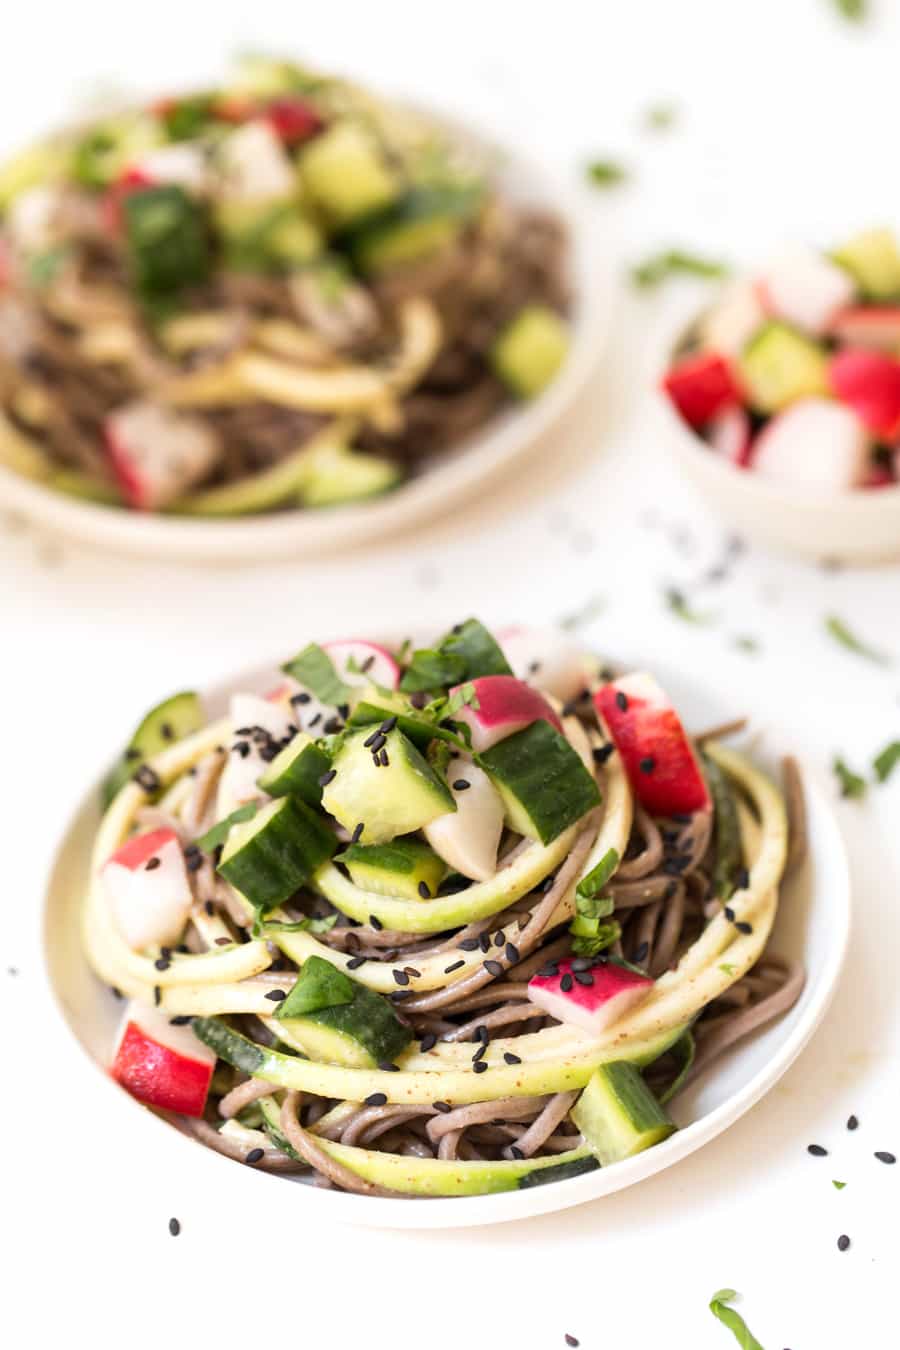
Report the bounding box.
[656,296,900,564]
[1,121,613,563]
[42,642,850,1229]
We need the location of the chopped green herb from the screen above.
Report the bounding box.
[719,963,737,976]
[825,614,891,665]
[832,1179,847,1190]
[833,756,867,800]
[585,159,627,188]
[656,1030,694,1105]
[576,848,620,901]
[445,681,481,717]
[834,0,866,21]
[282,643,352,706]
[274,954,355,1019]
[873,740,900,783]
[160,93,217,140]
[195,802,259,851]
[124,185,211,302]
[252,913,338,938]
[733,636,761,655]
[570,918,620,959]
[708,1289,765,1350]
[632,249,730,289]
[643,102,678,131]
[399,648,466,694]
[558,593,606,632]
[664,587,716,625]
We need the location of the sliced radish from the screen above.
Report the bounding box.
[594,673,710,817]
[102,827,193,951]
[699,279,767,357]
[217,692,297,815]
[322,640,400,691]
[829,348,900,440]
[662,351,741,428]
[450,675,562,754]
[528,958,653,1035]
[264,96,323,146]
[752,397,870,491]
[708,405,752,467]
[497,627,592,701]
[111,1000,215,1116]
[756,244,856,335]
[423,757,505,882]
[217,120,296,200]
[104,400,222,510]
[830,305,900,350]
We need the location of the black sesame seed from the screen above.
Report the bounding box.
[410,691,428,709]
[479,933,491,953]
[186,854,203,872]
[735,867,750,890]
[168,1217,181,1237]
[346,956,366,970]
[204,900,214,916]
[365,1093,388,1107]
[392,969,410,986]
[134,765,161,793]
[404,966,421,978]
[369,915,383,931]
[418,881,432,899]
[724,906,736,921]
[444,960,465,974]
[264,989,287,1003]
[378,1060,400,1072]
[633,942,650,964]
[363,729,384,749]
[291,691,311,705]
[473,1061,488,1074]
[419,1033,438,1053]
[350,822,364,844]
[837,1234,850,1251]
[475,1025,489,1043]
[245,1148,264,1165]
[510,1146,525,1160]
[565,1337,580,1349]
[504,1052,522,1065]
[592,743,615,765]
[483,959,503,977]
[875,1151,896,1165]
[808,1144,828,1157]
[307,712,322,728]
[574,971,595,987]
[144,856,161,872]
[735,921,753,935]
[154,957,170,972]
[337,703,351,720]
[472,1044,487,1063]
[459,938,480,952]
[318,769,337,786]
[125,746,142,761]
[639,756,656,774]
[537,963,559,979]
[433,1100,452,1113]
[615,691,628,712]
[452,779,471,791]
[169,1015,192,1026]
[379,749,390,767]
[847,1114,859,1131]
[153,985,161,1006]
[379,715,398,733]
[560,973,574,993]
[505,943,520,965]
[494,931,506,948]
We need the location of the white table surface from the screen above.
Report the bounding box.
[3,2,899,1345]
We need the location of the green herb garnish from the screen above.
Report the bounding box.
[824,614,891,665]
[873,740,900,783]
[733,636,761,655]
[664,587,716,625]
[586,159,627,188]
[195,801,259,851]
[719,963,737,976]
[124,185,211,302]
[576,848,620,900]
[833,756,867,800]
[274,954,355,1019]
[657,1030,695,1104]
[708,1289,765,1349]
[282,643,352,706]
[643,102,677,131]
[834,0,866,21]
[570,849,620,956]
[632,249,730,289]
[444,681,481,717]
[253,914,338,938]
[832,1179,847,1190]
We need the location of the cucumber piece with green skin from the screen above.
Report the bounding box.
[300,442,402,507]
[274,962,412,1068]
[831,228,900,301]
[257,733,331,804]
[477,720,601,844]
[171,423,346,516]
[215,199,323,274]
[572,1061,676,1165]
[346,691,436,749]
[299,120,400,228]
[738,321,829,414]
[345,185,482,275]
[491,305,570,398]
[322,728,455,844]
[218,796,336,914]
[102,690,204,807]
[337,838,446,900]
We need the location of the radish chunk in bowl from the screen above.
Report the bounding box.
[450,674,562,753]
[111,1000,215,1116]
[102,826,193,951]
[528,958,654,1035]
[752,398,870,491]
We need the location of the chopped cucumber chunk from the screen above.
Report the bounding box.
[491,305,570,398]
[218,796,336,913]
[832,228,900,301]
[478,720,600,844]
[346,689,436,749]
[124,185,211,301]
[738,321,828,413]
[322,728,455,844]
[71,114,162,190]
[346,185,481,274]
[257,732,332,804]
[337,838,446,900]
[103,690,204,806]
[300,441,401,507]
[275,964,412,1067]
[571,1061,676,1165]
[300,120,400,227]
[215,199,323,273]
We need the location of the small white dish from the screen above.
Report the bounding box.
[0,119,613,564]
[42,644,850,1229]
[657,298,900,564]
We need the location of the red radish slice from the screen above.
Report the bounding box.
[756,245,855,335]
[450,675,562,754]
[662,351,741,428]
[752,397,870,491]
[699,279,767,358]
[102,827,193,951]
[111,1000,215,1116]
[528,958,653,1035]
[104,400,222,510]
[497,627,592,701]
[423,757,505,881]
[830,305,900,350]
[708,406,752,467]
[594,673,710,817]
[264,96,323,146]
[323,640,400,691]
[829,348,900,440]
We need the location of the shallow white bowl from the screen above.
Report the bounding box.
[1,124,613,563]
[42,643,850,1229]
[657,299,900,564]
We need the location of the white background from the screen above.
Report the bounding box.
[3,2,899,1346]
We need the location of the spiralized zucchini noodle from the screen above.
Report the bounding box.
[82,623,806,1198]
[0,55,569,516]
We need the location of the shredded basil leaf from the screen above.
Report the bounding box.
[719,962,737,976]
[586,159,627,187]
[665,587,716,625]
[643,102,677,131]
[282,643,352,705]
[632,249,730,289]
[576,848,620,901]
[571,918,621,959]
[824,614,891,665]
[708,1289,765,1350]
[832,1179,847,1189]
[873,740,900,783]
[445,681,481,717]
[657,1030,695,1105]
[253,914,337,938]
[195,802,259,851]
[833,756,867,800]
[399,648,467,694]
[835,0,866,20]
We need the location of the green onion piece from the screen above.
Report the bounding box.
[832,756,867,800]
[708,1289,765,1349]
[873,740,900,783]
[632,250,730,289]
[824,614,891,666]
[576,848,620,901]
[571,919,621,959]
